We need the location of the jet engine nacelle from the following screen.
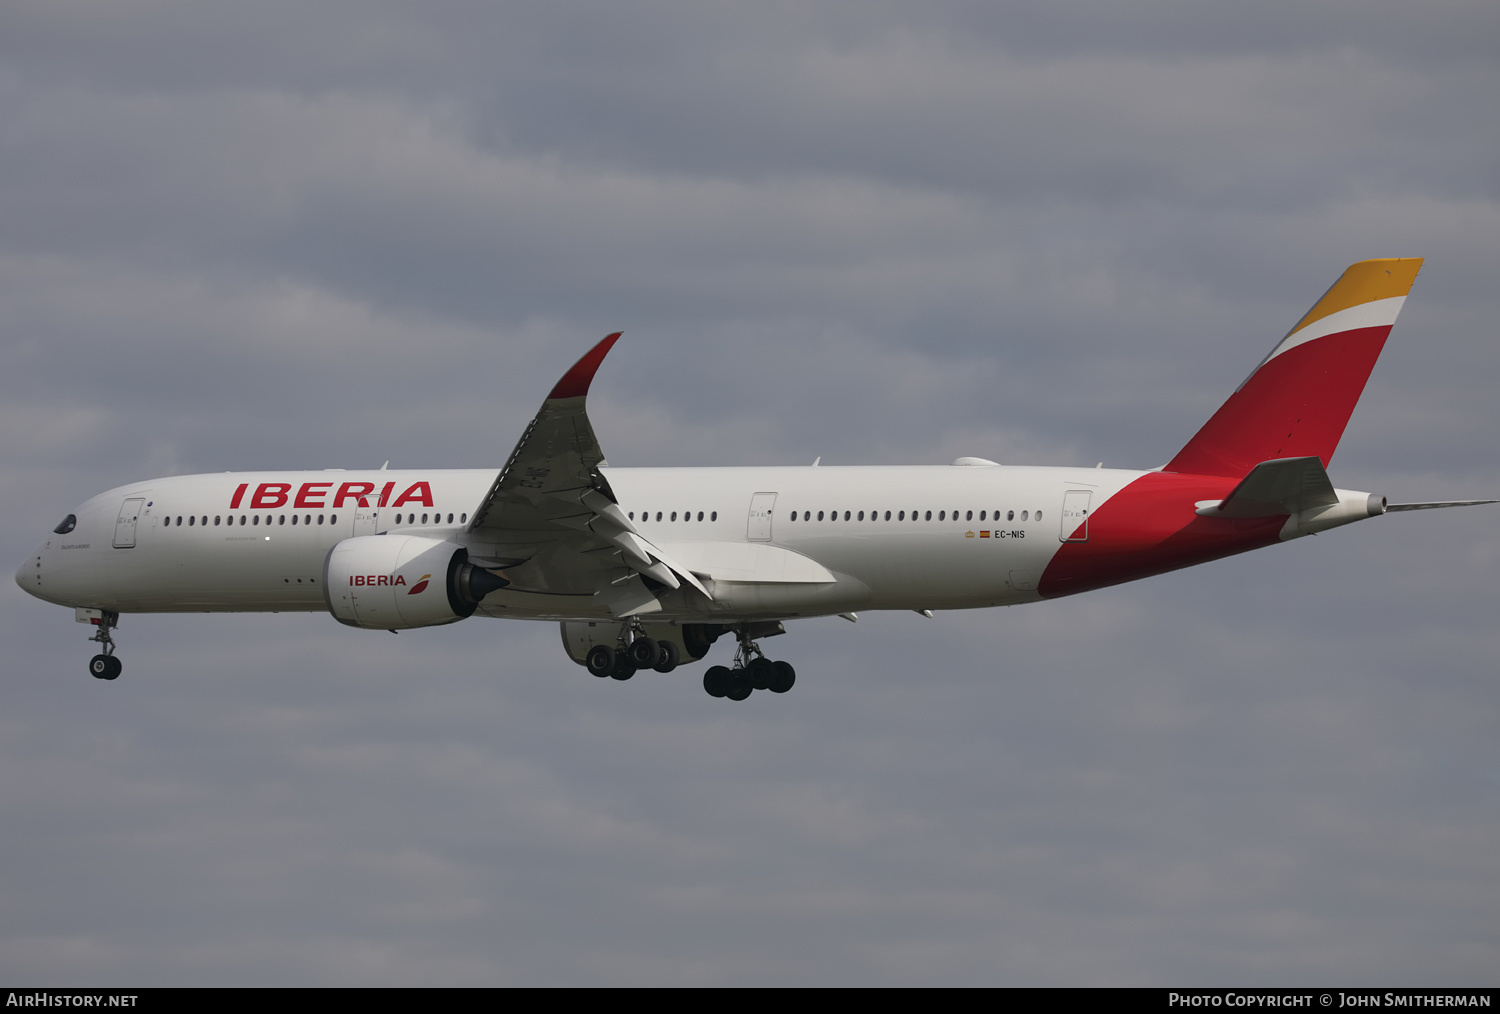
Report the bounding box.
[323,535,508,630]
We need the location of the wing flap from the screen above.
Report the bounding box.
[594,573,663,617]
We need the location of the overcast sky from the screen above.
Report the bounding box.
[2,0,1497,986]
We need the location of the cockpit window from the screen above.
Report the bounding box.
[53,514,77,534]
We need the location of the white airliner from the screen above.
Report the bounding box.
[17,258,1494,699]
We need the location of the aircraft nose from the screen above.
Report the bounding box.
[16,539,54,601]
[16,548,36,595]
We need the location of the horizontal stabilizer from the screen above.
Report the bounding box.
[1195,456,1337,518]
[1385,500,1499,512]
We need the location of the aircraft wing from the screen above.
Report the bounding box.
[464,334,711,615]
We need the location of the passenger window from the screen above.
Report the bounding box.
[939,511,945,521]
[188,516,195,526]
[925,511,932,520]
[979,511,986,521]
[175,516,182,526]
[305,515,312,525]
[817,511,824,521]
[214,516,221,526]
[252,516,259,526]
[884,511,891,520]
[1035,511,1043,521]
[656,512,662,522]
[843,511,850,521]
[1021,510,1029,521]
[52,514,77,534]
[279,515,286,525]
[318,515,325,525]
[291,515,298,525]
[330,514,337,525]
[628,512,635,520]
[447,514,454,524]
[1007,510,1014,521]
[966,510,973,521]
[857,511,864,521]
[710,511,717,521]
[697,511,704,522]
[671,512,677,521]
[790,512,797,522]
[898,511,904,520]
[461,513,467,523]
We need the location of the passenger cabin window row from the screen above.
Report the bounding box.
[629,510,719,523]
[787,508,1040,523]
[162,514,341,527]
[161,511,468,529]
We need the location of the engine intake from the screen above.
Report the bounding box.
[323,535,508,630]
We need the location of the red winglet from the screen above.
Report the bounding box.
[547,333,622,401]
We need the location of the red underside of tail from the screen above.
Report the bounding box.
[1039,472,1286,598]
[1164,325,1392,478]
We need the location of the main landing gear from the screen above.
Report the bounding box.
[87,611,122,681]
[584,623,681,682]
[702,627,795,701]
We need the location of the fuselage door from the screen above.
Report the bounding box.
[353,505,379,536]
[747,492,777,542]
[113,498,145,548]
[1061,490,1092,542]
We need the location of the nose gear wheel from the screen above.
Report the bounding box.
[85,611,122,680]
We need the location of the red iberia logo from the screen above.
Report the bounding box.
[408,574,432,595]
[230,480,435,510]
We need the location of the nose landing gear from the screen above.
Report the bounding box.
[86,611,122,680]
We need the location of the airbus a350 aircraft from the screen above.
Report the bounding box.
[17,258,1493,699]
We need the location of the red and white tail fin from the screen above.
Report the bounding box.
[1164,258,1424,477]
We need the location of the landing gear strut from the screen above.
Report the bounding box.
[702,625,795,700]
[87,611,122,681]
